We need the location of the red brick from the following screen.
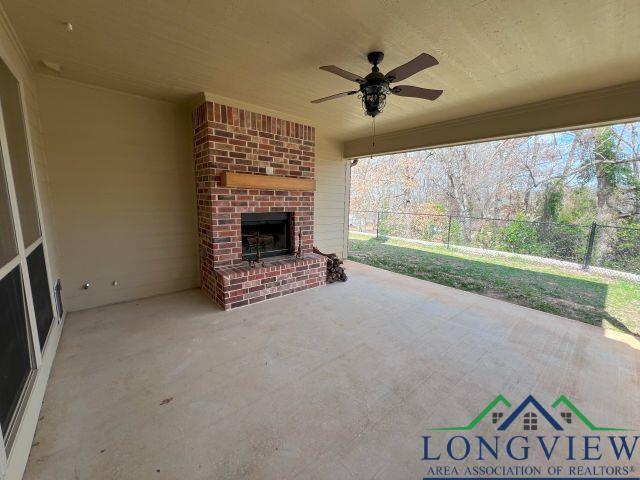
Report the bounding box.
[194,100,321,310]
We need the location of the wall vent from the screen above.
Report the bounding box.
[53,279,63,321]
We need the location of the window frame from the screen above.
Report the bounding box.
[523,412,538,431]
[0,53,58,459]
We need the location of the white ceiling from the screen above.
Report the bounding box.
[4,0,640,141]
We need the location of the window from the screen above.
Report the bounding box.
[523,412,537,431]
[27,244,53,348]
[492,412,504,424]
[0,267,32,435]
[0,147,16,264]
[0,61,40,246]
[0,56,53,456]
[561,411,572,424]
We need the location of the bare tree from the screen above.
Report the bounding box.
[351,121,640,240]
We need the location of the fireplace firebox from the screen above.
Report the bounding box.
[241,212,292,260]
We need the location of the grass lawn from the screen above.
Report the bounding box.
[349,232,640,336]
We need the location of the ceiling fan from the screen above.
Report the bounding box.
[311,51,443,117]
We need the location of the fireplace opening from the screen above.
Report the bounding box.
[241,212,292,260]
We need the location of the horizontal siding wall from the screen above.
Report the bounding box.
[36,76,198,311]
[314,136,348,258]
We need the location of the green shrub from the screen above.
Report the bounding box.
[542,223,588,263]
[447,219,465,246]
[499,213,543,255]
[598,224,640,274]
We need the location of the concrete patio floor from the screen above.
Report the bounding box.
[24,261,640,479]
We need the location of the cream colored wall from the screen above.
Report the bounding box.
[36,75,198,312]
[314,137,349,259]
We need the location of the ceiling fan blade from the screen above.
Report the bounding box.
[319,65,366,84]
[385,53,438,82]
[310,91,358,104]
[392,85,443,101]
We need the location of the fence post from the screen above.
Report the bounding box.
[376,211,380,239]
[583,222,597,270]
[446,215,452,248]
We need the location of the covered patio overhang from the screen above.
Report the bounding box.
[344,80,640,158]
[0,1,639,479]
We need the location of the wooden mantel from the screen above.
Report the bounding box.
[220,171,316,191]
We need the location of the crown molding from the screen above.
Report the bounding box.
[0,2,33,75]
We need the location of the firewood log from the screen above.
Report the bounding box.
[313,246,347,283]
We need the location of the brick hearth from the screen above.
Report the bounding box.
[192,100,326,310]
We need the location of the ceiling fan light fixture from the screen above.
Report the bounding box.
[360,90,386,117]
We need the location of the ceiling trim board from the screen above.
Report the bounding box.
[343,80,640,158]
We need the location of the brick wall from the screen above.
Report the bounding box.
[193,101,325,309]
[213,256,326,309]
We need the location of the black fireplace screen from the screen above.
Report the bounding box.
[241,212,292,259]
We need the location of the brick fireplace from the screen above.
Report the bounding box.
[193,100,326,310]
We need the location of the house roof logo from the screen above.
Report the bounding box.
[431,394,628,432]
[497,395,562,431]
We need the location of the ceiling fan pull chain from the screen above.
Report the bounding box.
[372,117,376,149]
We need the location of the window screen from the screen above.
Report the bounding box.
[27,244,53,349]
[0,147,17,265]
[0,61,40,246]
[0,266,31,435]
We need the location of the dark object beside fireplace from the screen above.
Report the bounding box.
[241,212,292,260]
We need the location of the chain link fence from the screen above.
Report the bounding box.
[349,210,640,275]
